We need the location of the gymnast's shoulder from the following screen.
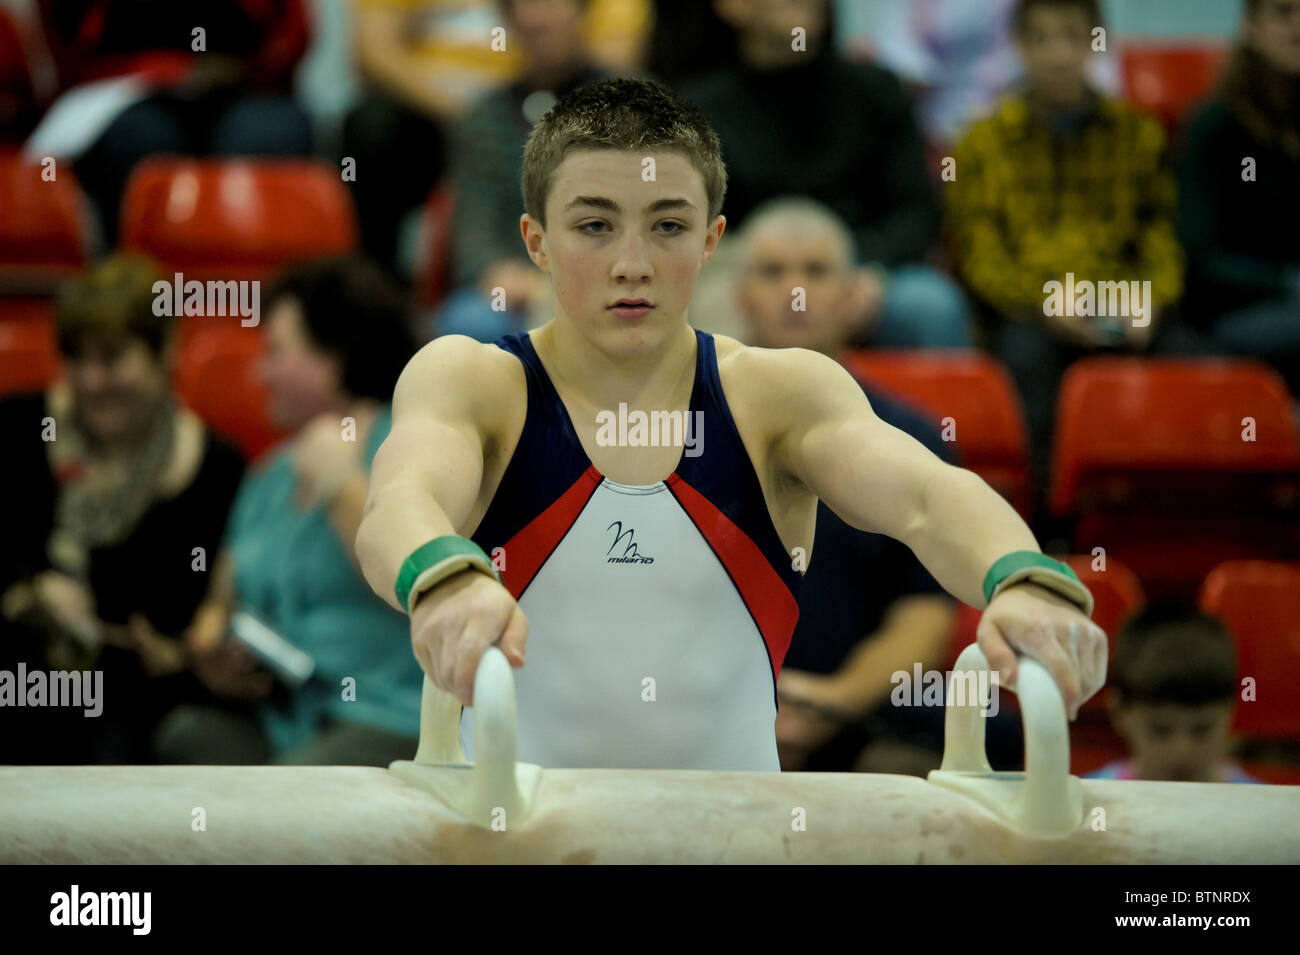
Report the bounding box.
[390,334,523,430]
[713,334,868,415]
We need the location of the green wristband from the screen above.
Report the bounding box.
[395,535,498,615]
[982,551,1094,617]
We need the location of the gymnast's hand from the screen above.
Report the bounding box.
[975,582,1108,721]
[409,568,529,707]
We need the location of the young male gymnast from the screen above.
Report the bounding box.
[356,78,1106,770]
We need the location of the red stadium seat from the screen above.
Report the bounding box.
[173,328,290,461]
[120,158,359,286]
[0,311,59,395]
[417,179,457,309]
[1198,561,1300,739]
[1122,45,1228,133]
[1051,359,1300,600]
[842,350,1032,517]
[0,152,87,393]
[0,149,89,290]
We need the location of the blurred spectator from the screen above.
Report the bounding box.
[343,0,649,282]
[1085,603,1261,783]
[27,0,313,240]
[1173,0,1300,395]
[835,0,1022,150]
[949,0,1184,499]
[581,0,651,75]
[685,0,971,348]
[342,0,514,278]
[432,0,609,341]
[155,256,423,765]
[0,254,246,764]
[730,197,959,774]
[833,0,1123,151]
[645,0,738,88]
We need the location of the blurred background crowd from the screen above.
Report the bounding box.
[1,0,1298,786]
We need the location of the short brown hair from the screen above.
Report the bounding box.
[521,78,728,229]
[56,253,170,358]
[1112,602,1238,708]
[1013,0,1103,33]
[263,255,416,402]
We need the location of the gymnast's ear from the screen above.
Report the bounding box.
[520,213,550,274]
[700,214,726,268]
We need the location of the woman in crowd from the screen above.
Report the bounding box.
[157,255,424,766]
[0,253,246,763]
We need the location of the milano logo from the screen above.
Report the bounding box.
[606,521,654,564]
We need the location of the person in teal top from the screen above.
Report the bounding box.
[155,256,423,765]
[226,401,422,756]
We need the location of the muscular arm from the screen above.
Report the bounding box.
[757,347,1111,712]
[762,348,1040,608]
[355,336,496,612]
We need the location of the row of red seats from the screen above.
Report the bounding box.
[0,149,357,282]
[844,350,1300,600]
[0,151,358,457]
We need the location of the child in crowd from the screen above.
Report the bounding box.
[1087,603,1260,783]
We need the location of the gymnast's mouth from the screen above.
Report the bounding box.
[608,299,655,318]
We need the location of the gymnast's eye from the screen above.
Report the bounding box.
[578,220,610,234]
[656,220,685,234]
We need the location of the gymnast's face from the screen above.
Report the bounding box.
[1112,700,1234,782]
[524,148,725,355]
[737,228,860,356]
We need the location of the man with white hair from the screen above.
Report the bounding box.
[730,196,986,772]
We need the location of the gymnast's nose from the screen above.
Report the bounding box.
[611,232,652,284]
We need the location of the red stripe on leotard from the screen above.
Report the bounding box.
[498,465,602,599]
[666,474,799,678]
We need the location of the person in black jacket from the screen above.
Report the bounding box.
[683,0,971,348]
[0,254,246,764]
[1172,0,1300,394]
